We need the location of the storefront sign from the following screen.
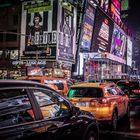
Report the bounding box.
[107,53,126,64]
[12,60,47,65]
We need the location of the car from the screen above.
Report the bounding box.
[0,80,99,140]
[116,79,140,105]
[17,76,69,96]
[67,82,129,130]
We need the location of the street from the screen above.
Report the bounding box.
[100,99,140,140]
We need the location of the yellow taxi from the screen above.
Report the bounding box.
[17,76,69,96]
[67,82,129,130]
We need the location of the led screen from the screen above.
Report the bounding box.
[110,24,127,58]
[112,0,120,11]
[91,8,114,53]
[80,1,95,52]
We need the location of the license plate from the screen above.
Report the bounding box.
[76,102,86,107]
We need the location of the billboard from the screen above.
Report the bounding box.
[57,1,77,63]
[112,0,120,12]
[127,37,132,67]
[110,24,127,58]
[91,8,114,53]
[79,1,96,52]
[100,0,109,12]
[21,0,57,60]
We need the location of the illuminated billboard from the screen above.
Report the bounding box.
[57,1,77,63]
[80,1,96,52]
[21,0,57,60]
[112,0,120,11]
[110,24,127,58]
[127,37,132,67]
[100,0,109,12]
[91,8,114,53]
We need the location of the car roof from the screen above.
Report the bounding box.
[17,76,67,82]
[70,82,115,88]
[0,80,53,89]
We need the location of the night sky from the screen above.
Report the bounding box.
[125,0,140,32]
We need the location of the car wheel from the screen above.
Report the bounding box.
[112,110,118,130]
[85,131,97,140]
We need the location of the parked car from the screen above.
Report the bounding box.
[67,82,129,130]
[0,80,99,140]
[17,76,69,96]
[116,79,140,105]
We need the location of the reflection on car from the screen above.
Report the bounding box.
[0,80,99,140]
[67,82,129,130]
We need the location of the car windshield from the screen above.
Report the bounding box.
[67,87,103,98]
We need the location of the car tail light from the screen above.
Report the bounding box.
[98,98,108,104]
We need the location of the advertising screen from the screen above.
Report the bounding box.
[57,1,77,63]
[80,1,96,52]
[110,24,127,58]
[91,8,114,53]
[127,37,132,67]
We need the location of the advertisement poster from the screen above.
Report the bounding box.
[57,1,77,63]
[110,24,127,58]
[21,0,57,60]
[80,1,95,52]
[91,8,114,53]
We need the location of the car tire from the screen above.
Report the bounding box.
[85,130,97,140]
[111,110,118,130]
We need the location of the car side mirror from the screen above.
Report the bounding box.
[124,89,129,95]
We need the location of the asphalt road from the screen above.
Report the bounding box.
[99,99,140,140]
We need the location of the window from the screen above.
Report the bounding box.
[0,88,34,128]
[31,89,70,118]
[68,87,103,98]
